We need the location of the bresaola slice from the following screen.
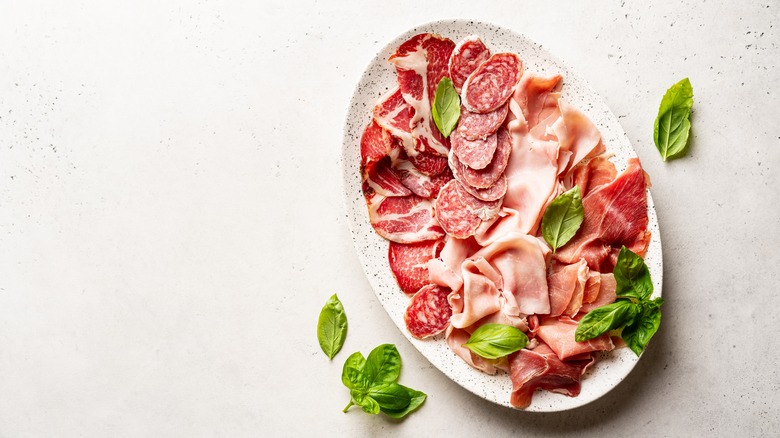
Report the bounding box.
[461,53,523,113]
[450,130,498,170]
[389,240,444,294]
[456,102,510,141]
[434,180,501,238]
[448,36,491,92]
[404,284,452,338]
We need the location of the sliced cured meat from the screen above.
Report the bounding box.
[404,284,452,339]
[396,160,453,198]
[450,126,512,190]
[446,326,500,375]
[473,232,550,315]
[451,130,498,170]
[434,180,502,238]
[388,240,444,294]
[449,258,503,328]
[427,236,482,291]
[554,158,650,272]
[448,36,491,92]
[509,343,595,408]
[460,174,507,202]
[456,102,509,141]
[407,149,449,176]
[580,273,617,314]
[514,72,562,129]
[582,271,602,304]
[363,156,412,197]
[547,259,589,318]
[535,316,614,361]
[360,120,393,167]
[373,88,415,154]
[461,53,523,113]
[564,155,617,197]
[552,99,605,174]
[365,188,445,243]
[389,33,455,157]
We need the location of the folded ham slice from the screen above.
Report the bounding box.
[509,343,595,408]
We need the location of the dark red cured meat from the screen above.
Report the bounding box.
[360,120,392,167]
[388,240,444,294]
[456,102,509,141]
[461,53,523,113]
[434,180,501,238]
[450,130,498,170]
[407,148,449,176]
[364,187,445,243]
[448,36,491,93]
[508,343,595,408]
[373,88,415,155]
[404,284,452,338]
[564,155,617,197]
[397,162,453,199]
[363,156,411,197]
[449,127,512,189]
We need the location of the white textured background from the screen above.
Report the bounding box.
[0,1,777,436]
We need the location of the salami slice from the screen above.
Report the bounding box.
[389,240,444,294]
[461,173,507,202]
[449,127,512,189]
[461,53,523,113]
[404,284,452,339]
[448,36,491,93]
[450,130,498,170]
[456,102,509,141]
[434,180,502,238]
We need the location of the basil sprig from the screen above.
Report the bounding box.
[462,323,529,359]
[654,78,694,161]
[317,294,348,360]
[541,186,584,253]
[341,344,427,418]
[575,247,663,356]
[431,77,460,137]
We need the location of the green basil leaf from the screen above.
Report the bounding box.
[341,351,367,389]
[365,344,401,385]
[541,186,584,252]
[356,395,380,415]
[367,382,412,410]
[613,246,653,301]
[462,324,529,359]
[317,294,347,360]
[431,77,460,138]
[654,77,694,161]
[575,300,639,342]
[380,387,427,419]
[622,299,663,356]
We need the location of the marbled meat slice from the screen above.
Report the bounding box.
[434,180,501,239]
[360,119,393,167]
[396,160,453,199]
[364,187,444,243]
[388,240,444,294]
[407,148,449,176]
[373,87,416,154]
[404,284,452,339]
[363,156,412,197]
[448,35,491,93]
[449,126,512,189]
[461,52,523,113]
[456,101,509,141]
[451,129,498,170]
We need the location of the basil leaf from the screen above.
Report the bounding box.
[622,298,663,356]
[541,186,584,253]
[431,77,460,138]
[462,323,529,359]
[654,77,694,161]
[368,382,412,411]
[317,294,347,360]
[355,394,380,415]
[575,300,639,342]
[341,351,367,388]
[613,246,653,301]
[380,388,427,419]
[365,344,401,385]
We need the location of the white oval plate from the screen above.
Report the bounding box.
[341,19,662,412]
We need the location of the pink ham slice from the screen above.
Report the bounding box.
[450,126,512,190]
[553,99,605,174]
[509,343,595,408]
[448,36,491,93]
[363,156,412,197]
[514,73,562,129]
[404,284,452,338]
[449,258,503,328]
[388,240,444,294]
[389,33,455,157]
[554,158,650,272]
[450,130,498,170]
[364,186,444,244]
[461,53,523,113]
[547,259,589,318]
[427,236,482,292]
[434,180,502,239]
[456,102,509,141]
[535,316,614,361]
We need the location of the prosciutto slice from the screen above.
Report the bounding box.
[554,158,650,272]
[547,259,589,317]
[580,273,617,314]
[564,154,617,197]
[509,343,595,408]
[388,240,444,294]
[552,99,605,173]
[364,187,444,243]
[389,33,455,157]
[535,316,614,361]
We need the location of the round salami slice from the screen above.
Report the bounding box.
[434,180,502,238]
[389,240,444,294]
[456,101,509,141]
[461,173,507,202]
[461,53,523,113]
[404,284,452,339]
[448,36,491,93]
[450,129,498,170]
[449,127,512,189]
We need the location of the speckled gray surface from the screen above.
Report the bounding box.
[0,1,778,436]
[342,19,663,412]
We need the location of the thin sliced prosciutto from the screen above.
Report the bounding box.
[509,343,595,408]
[535,316,614,361]
[547,259,589,317]
[564,154,617,197]
[388,240,444,294]
[552,99,605,173]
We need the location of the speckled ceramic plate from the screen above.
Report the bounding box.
[341,19,662,412]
